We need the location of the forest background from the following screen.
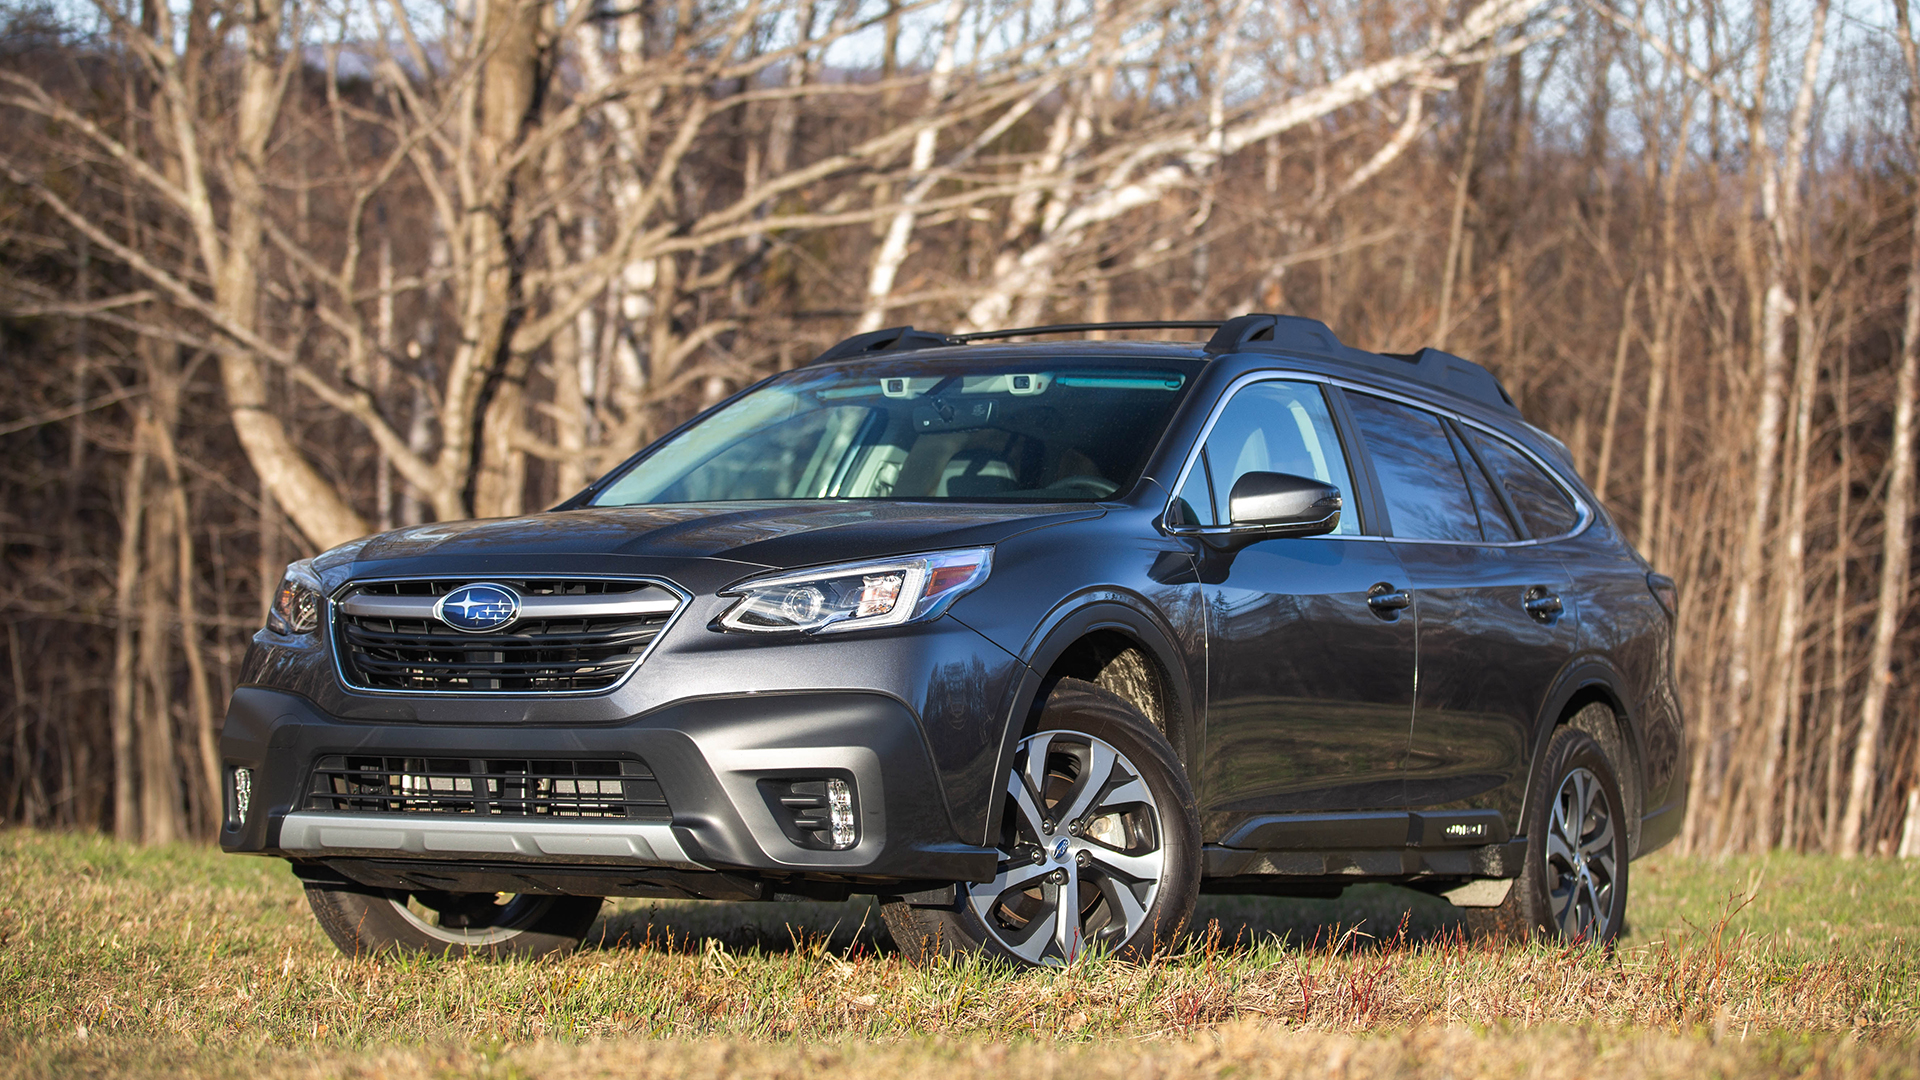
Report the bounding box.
[1,0,1917,861]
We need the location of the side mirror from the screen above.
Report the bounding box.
[1226,471,1342,539]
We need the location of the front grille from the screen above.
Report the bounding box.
[333,578,679,693]
[306,755,670,820]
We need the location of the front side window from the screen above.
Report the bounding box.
[1465,429,1581,538]
[1345,392,1482,542]
[1177,380,1359,534]
[591,360,1194,505]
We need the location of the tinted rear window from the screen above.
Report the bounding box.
[1449,424,1519,542]
[1465,430,1580,538]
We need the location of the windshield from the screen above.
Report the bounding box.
[590,358,1195,505]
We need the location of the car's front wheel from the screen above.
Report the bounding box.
[883,678,1200,966]
[304,884,603,959]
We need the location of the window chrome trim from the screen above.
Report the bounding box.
[326,574,692,698]
[1161,370,1342,534]
[1160,368,1592,548]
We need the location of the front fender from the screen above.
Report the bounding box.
[959,591,1203,849]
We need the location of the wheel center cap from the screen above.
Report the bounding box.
[1052,837,1071,862]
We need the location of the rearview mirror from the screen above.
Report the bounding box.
[1226,471,1342,538]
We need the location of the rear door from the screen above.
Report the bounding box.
[1339,391,1582,829]
[1180,378,1417,817]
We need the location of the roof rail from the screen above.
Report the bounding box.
[806,326,958,365]
[804,321,1226,365]
[1204,313,1345,354]
[955,320,1224,342]
[1206,315,1519,415]
[802,314,1520,416]
[1379,347,1519,410]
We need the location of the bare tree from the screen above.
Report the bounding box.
[1856,0,1920,859]
[5,0,1920,853]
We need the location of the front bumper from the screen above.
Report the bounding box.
[220,686,999,893]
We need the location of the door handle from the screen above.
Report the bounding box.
[1523,587,1564,621]
[1366,583,1412,617]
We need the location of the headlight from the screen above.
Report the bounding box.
[267,561,323,635]
[717,548,993,634]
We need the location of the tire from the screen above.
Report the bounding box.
[1466,725,1630,945]
[883,678,1200,967]
[305,884,604,960]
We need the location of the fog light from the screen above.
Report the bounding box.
[761,776,859,850]
[231,767,253,828]
[826,778,856,850]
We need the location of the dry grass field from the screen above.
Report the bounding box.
[1,830,1916,1078]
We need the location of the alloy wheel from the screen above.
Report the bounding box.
[964,730,1165,965]
[1544,765,1618,940]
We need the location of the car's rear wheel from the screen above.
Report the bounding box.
[304,884,603,959]
[883,678,1199,966]
[1466,723,1629,945]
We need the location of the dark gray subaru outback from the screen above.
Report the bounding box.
[222,314,1686,964]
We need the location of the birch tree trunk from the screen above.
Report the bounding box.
[466,0,546,520]
[135,367,180,845]
[215,0,370,548]
[108,412,147,842]
[1435,64,1489,350]
[856,0,970,333]
[1725,0,1826,757]
[956,0,1545,334]
[1853,0,1920,857]
[1756,300,1821,846]
[148,376,220,831]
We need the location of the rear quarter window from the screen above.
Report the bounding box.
[1465,429,1580,538]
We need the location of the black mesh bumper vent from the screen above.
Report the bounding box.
[333,578,679,693]
[306,756,670,820]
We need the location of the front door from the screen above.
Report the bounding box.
[1179,379,1418,822]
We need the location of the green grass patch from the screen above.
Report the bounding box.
[0,830,1914,1078]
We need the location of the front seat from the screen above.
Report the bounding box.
[939,448,1020,496]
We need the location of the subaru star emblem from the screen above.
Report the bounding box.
[434,583,521,634]
[1053,837,1070,862]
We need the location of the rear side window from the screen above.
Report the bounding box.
[1448,425,1519,542]
[1345,393,1481,542]
[1179,380,1359,534]
[1465,430,1580,538]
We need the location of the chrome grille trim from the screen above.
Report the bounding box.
[329,575,688,696]
[338,591,681,621]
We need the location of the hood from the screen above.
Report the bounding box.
[321,502,1104,575]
